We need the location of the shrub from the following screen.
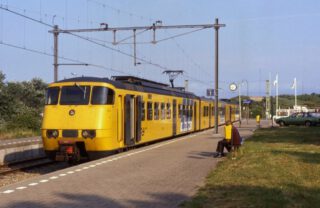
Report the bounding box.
[6,107,42,131]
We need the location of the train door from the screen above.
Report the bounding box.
[199,101,202,129]
[117,95,123,143]
[209,104,212,127]
[135,96,142,142]
[172,99,177,135]
[124,95,142,145]
[194,102,197,131]
[124,95,135,146]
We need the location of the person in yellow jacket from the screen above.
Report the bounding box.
[213,120,233,158]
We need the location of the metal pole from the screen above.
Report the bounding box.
[293,78,298,106]
[245,80,249,124]
[184,80,189,91]
[133,29,137,66]
[276,75,278,116]
[239,83,242,121]
[53,25,59,82]
[112,30,117,45]
[213,18,225,134]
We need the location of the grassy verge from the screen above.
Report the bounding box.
[0,129,40,140]
[182,127,320,208]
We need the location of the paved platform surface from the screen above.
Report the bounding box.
[0,137,41,150]
[0,120,264,208]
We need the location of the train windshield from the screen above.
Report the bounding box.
[91,86,115,105]
[60,85,91,105]
[45,87,60,105]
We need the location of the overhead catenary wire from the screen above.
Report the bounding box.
[87,0,155,23]
[116,28,151,44]
[0,40,215,88]
[0,40,133,76]
[0,5,53,28]
[0,4,216,88]
[169,36,212,78]
[0,6,180,74]
[155,28,207,44]
[65,31,175,72]
[79,0,217,87]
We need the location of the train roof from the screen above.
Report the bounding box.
[56,76,198,99]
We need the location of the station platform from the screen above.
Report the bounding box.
[0,137,41,149]
[0,137,44,165]
[0,120,265,208]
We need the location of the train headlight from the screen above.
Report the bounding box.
[82,130,96,139]
[47,130,59,138]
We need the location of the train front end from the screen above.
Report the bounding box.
[41,78,117,162]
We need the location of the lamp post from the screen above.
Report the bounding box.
[237,80,248,123]
[241,80,249,124]
[238,82,242,121]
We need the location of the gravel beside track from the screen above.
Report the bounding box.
[0,161,69,187]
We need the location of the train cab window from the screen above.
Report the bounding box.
[212,107,215,116]
[154,102,159,120]
[166,103,171,119]
[91,86,115,105]
[45,87,59,105]
[190,106,193,117]
[161,103,166,120]
[147,102,153,120]
[141,102,145,121]
[60,85,90,105]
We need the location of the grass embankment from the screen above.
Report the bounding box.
[0,129,39,140]
[182,127,320,207]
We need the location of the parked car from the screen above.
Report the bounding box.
[275,112,320,127]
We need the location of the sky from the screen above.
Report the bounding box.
[0,0,320,98]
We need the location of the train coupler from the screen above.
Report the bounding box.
[55,140,80,163]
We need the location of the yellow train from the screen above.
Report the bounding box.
[42,76,239,162]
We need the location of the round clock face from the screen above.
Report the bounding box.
[229,83,237,91]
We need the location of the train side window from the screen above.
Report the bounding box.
[204,106,208,117]
[161,103,165,120]
[186,106,190,118]
[141,102,145,121]
[154,102,159,120]
[179,104,182,118]
[147,102,153,120]
[167,103,171,119]
[190,106,193,118]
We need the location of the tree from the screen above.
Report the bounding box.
[0,71,47,131]
[0,71,5,89]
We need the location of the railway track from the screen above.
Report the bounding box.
[0,157,56,175]
[0,157,71,188]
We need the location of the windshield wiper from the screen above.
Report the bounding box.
[74,83,86,99]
